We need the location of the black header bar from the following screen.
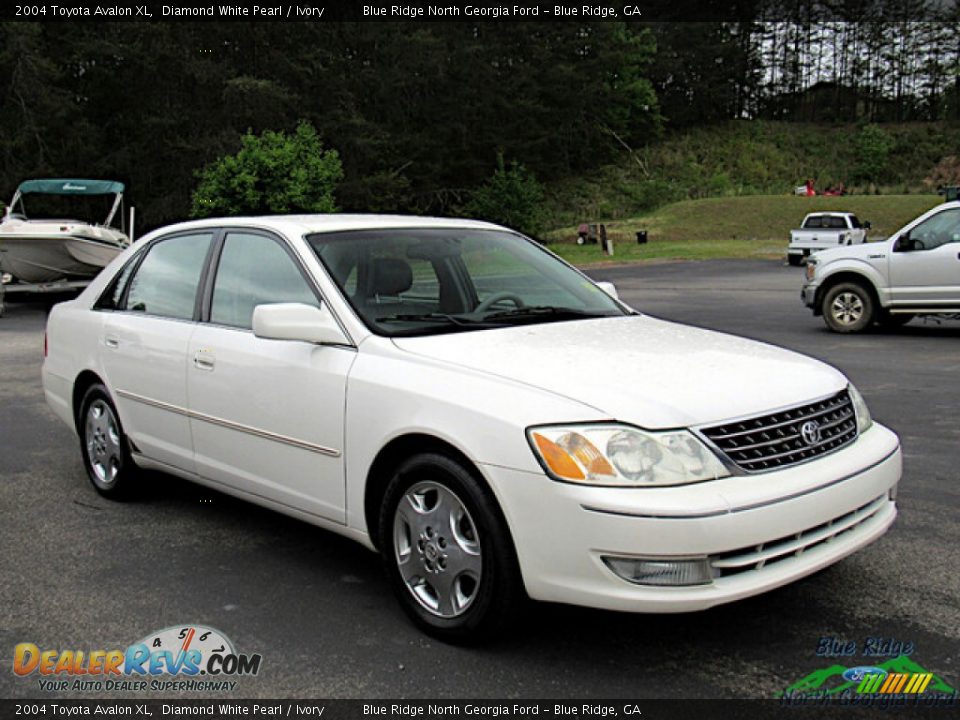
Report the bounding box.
[2,0,958,23]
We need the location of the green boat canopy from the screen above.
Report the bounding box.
[17,179,125,196]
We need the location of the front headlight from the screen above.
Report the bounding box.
[805,258,818,281]
[527,424,730,487]
[848,384,873,434]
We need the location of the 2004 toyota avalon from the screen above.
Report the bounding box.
[42,216,901,640]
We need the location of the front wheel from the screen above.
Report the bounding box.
[822,282,875,333]
[379,453,523,642]
[79,384,137,498]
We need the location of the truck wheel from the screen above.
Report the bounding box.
[822,282,875,333]
[787,255,803,267]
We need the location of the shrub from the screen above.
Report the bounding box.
[853,124,894,184]
[464,155,546,237]
[191,122,343,218]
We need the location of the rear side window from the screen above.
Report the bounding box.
[124,233,213,320]
[803,216,823,229]
[95,254,141,311]
[210,232,319,329]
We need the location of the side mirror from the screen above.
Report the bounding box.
[252,303,349,345]
[894,233,912,252]
[863,221,871,230]
[596,281,619,300]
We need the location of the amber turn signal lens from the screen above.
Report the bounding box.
[532,432,585,480]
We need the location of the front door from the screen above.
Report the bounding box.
[186,230,355,523]
[889,207,960,306]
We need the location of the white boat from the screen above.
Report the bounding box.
[0,179,131,284]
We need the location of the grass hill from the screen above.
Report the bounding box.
[541,120,958,234]
[545,194,942,264]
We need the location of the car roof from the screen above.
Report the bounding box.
[805,212,854,217]
[137,214,507,242]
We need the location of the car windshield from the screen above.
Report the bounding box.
[307,228,628,337]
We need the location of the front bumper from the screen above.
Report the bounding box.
[481,423,900,613]
[802,281,819,309]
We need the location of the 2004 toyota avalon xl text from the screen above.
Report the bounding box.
[42,215,901,640]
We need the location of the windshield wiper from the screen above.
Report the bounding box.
[481,306,610,323]
[377,312,478,326]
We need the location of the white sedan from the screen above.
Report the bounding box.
[43,215,901,640]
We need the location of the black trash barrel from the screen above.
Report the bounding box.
[636,230,648,244]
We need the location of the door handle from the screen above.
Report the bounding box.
[193,352,215,371]
[104,336,119,349]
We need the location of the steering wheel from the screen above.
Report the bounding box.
[475,292,526,313]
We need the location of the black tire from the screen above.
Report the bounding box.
[78,384,137,499]
[379,452,524,643]
[787,254,803,266]
[877,311,914,329]
[822,282,875,333]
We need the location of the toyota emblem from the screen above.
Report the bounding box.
[801,420,822,446]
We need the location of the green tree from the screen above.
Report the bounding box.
[853,124,894,184]
[465,155,545,237]
[191,122,343,217]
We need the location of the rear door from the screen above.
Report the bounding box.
[186,229,355,523]
[99,231,215,471]
[889,207,960,306]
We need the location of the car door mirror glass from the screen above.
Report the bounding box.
[596,281,619,300]
[252,303,349,345]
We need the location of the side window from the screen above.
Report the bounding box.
[908,208,960,251]
[403,258,441,302]
[210,232,319,329]
[95,253,141,310]
[124,233,212,320]
[803,216,822,229]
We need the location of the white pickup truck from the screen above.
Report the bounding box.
[802,201,960,332]
[788,212,870,265]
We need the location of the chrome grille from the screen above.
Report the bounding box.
[710,495,887,578]
[700,390,857,473]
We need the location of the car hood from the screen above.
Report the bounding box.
[391,315,848,428]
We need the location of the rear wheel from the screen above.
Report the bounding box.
[379,452,523,643]
[79,384,137,498]
[822,282,875,333]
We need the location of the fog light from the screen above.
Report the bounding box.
[602,556,715,587]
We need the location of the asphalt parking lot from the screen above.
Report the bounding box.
[1,259,958,700]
